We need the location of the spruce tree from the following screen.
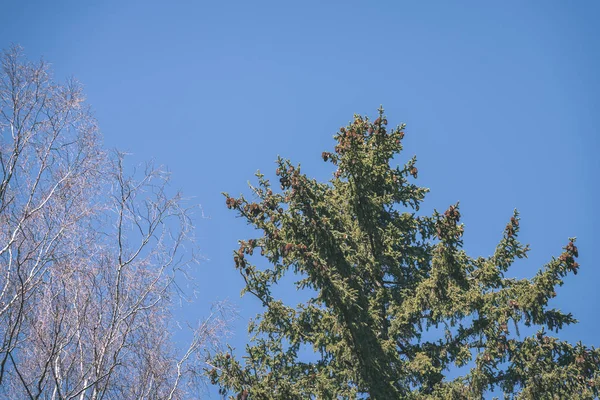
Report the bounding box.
[211,109,599,399]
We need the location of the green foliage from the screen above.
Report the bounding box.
[211,109,599,399]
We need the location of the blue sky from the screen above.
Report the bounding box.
[2,0,599,396]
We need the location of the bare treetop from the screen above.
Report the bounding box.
[0,45,230,400]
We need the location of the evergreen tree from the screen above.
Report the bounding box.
[211,109,598,399]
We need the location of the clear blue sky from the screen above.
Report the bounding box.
[2,0,599,395]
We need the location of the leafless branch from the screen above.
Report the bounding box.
[0,45,232,399]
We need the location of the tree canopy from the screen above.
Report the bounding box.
[0,46,229,400]
[212,109,598,399]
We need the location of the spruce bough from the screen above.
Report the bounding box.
[212,109,598,399]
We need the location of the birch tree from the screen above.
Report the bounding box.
[0,46,227,399]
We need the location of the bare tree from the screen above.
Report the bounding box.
[0,45,229,399]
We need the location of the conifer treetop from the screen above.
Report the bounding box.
[212,109,597,399]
